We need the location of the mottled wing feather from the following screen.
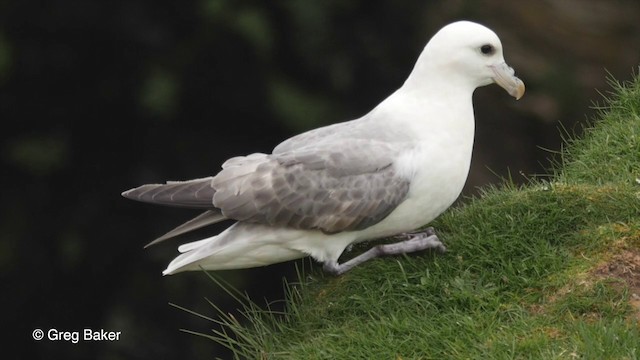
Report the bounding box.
[212,140,411,233]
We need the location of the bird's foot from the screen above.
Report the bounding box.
[322,228,446,276]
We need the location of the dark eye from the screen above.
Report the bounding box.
[480,44,494,55]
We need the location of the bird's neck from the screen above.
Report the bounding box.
[365,81,475,146]
[403,73,476,104]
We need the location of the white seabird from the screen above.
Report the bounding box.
[122,21,525,276]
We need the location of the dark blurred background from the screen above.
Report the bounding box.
[2,0,639,358]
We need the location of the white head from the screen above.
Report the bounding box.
[407,21,525,99]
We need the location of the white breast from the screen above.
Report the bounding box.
[357,101,475,239]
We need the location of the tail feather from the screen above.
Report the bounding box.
[177,238,211,253]
[163,231,232,275]
[162,223,306,275]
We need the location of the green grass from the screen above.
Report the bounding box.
[186,71,640,359]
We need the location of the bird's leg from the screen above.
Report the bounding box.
[322,228,446,276]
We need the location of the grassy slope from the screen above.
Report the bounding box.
[202,73,640,359]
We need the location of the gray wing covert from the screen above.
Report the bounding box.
[212,140,411,233]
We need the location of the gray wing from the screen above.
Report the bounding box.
[144,210,226,247]
[122,178,227,246]
[122,139,411,237]
[121,177,216,208]
[212,139,411,233]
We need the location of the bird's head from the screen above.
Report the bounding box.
[411,21,525,100]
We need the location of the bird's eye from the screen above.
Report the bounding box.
[480,44,494,55]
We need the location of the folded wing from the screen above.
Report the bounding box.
[122,138,411,241]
